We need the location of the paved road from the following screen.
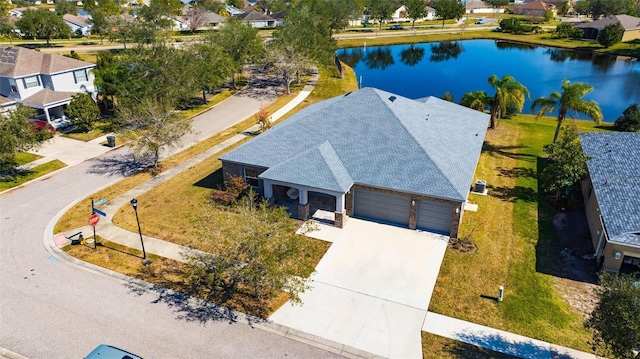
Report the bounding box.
[0,72,342,358]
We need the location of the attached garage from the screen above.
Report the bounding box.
[353,188,410,227]
[416,200,453,235]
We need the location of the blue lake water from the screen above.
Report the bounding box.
[338,40,640,122]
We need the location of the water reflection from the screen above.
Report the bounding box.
[400,45,426,67]
[495,40,536,51]
[591,53,616,72]
[340,47,364,68]
[363,47,395,70]
[430,41,464,62]
[337,40,640,121]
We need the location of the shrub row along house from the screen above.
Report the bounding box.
[0,46,96,128]
[220,88,489,238]
[581,132,640,274]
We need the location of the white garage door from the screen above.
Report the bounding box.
[416,200,453,235]
[353,188,410,227]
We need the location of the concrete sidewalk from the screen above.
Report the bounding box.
[423,312,597,359]
[29,134,115,168]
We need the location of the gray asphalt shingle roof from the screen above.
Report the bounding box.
[581,132,640,246]
[220,87,489,201]
[259,141,354,193]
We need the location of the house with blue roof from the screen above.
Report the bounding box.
[581,132,640,274]
[220,88,489,238]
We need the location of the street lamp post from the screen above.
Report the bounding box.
[130,198,148,262]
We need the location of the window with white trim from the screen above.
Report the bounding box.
[23,76,40,89]
[244,168,259,187]
[74,69,88,83]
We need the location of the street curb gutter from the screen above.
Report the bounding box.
[0,347,28,359]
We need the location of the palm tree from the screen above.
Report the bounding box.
[460,90,492,112]
[488,74,530,129]
[531,79,603,143]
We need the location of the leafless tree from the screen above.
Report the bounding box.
[185,7,209,32]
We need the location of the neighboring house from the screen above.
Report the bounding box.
[391,5,436,21]
[581,132,640,274]
[0,46,96,128]
[235,9,282,28]
[511,1,556,17]
[8,7,30,18]
[179,6,226,30]
[576,15,640,42]
[466,0,505,14]
[63,13,92,36]
[220,88,489,237]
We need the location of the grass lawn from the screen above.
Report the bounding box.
[424,114,614,356]
[0,160,66,191]
[13,152,42,166]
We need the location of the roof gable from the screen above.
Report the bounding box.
[221,88,489,201]
[581,132,640,245]
[259,141,354,193]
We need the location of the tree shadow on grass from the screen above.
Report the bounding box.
[124,278,268,327]
[496,166,536,179]
[450,331,578,359]
[482,142,537,161]
[489,185,537,203]
[87,153,153,177]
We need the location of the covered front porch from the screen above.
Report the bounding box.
[23,89,76,129]
[263,179,349,228]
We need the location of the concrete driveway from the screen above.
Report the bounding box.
[269,218,449,358]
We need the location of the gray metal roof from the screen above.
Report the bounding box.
[581,132,640,246]
[221,87,489,201]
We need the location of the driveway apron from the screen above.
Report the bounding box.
[269,218,449,358]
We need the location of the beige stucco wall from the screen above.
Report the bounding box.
[601,243,640,273]
[622,29,640,42]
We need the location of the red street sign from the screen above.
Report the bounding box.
[89,213,100,227]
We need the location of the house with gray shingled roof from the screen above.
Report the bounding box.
[220,88,489,237]
[581,132,640,274]
[0,46,96,129]
[576,15,640,42]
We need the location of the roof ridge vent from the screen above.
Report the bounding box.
[388,96,396,102]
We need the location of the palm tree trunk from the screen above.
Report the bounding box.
[552,112,566,143]
[489,96,500,129]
